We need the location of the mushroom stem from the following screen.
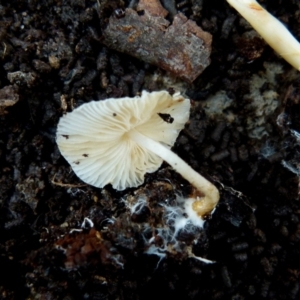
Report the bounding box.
[227,0,300,71]
[129,129,220,216]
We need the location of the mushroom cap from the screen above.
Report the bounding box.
[56,90,190,190]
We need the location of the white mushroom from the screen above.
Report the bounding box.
[227,0,300,71]
[56,91,219,216]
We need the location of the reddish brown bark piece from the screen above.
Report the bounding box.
[103,8,212,82]
[137,0,168,17]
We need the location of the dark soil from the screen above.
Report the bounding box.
[1,0,300,299]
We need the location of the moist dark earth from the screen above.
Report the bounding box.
[1,0,300,299]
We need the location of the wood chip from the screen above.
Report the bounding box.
[103,8,212,82]
[137,0,168,17]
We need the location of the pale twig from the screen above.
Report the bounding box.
[51,174,87,188]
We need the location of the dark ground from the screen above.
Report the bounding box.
[1,0,300,299]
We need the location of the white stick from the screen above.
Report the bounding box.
[227,0,300,71]
[129,129,220,216]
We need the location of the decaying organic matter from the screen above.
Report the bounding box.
[103,8,212,82]
[56,228,124,270]
[0,85,19,115]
